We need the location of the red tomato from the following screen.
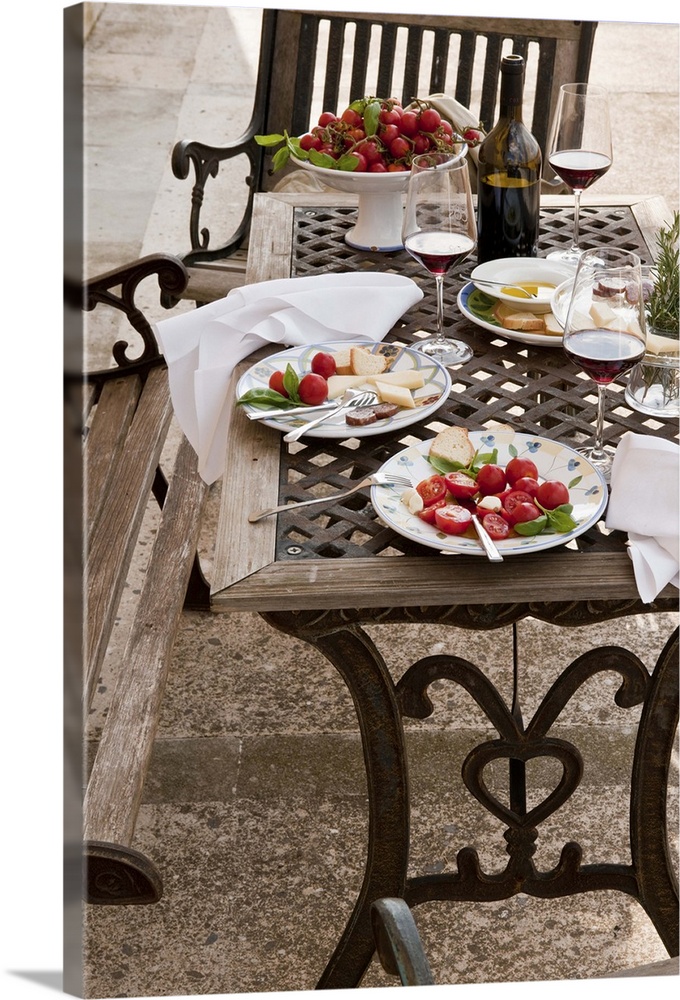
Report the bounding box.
[416,475,447,507]
[298,372,328,405]
[444,471,478,500]
[389,136,411,159]
[299,132,323,152]
[537,480,570,510]
[399,111,419,137]
[379,123,400,145]
[512,476,540,498]
[463,127,484,145]
[476,464,507,496]
[311,352,337,379]
[340,107,363,127]
[417,498,446,524]
[502,490,536,517]
[434,504,473,535]
[506,456,539,486]
[482,512,511,540]
[507,501,542,526]
[346,151,368,172]
[418,108,442,132]
[318,112,337,127]
[369,160,388,173]
[268,370,289,397]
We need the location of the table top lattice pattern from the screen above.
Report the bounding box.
[264,205,675,563]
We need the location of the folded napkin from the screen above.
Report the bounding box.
[154,272,423,484]
[605,432,680,603]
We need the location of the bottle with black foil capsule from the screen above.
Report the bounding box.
[476,54,542,263]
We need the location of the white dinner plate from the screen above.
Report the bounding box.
[236,341,451,438]
[370,429,608,556]
[457,282,564,347]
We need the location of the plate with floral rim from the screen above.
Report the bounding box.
[370,429,608,556]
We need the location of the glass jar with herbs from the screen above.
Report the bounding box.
[625,211,680,418]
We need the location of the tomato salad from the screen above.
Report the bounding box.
[401,448,580,540]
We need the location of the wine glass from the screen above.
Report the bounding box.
[547,83,613,265]
[402,150,475,364]
[563,248,647,480]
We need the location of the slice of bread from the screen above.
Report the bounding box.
[429,426,475,466]
[332,347,354,375]
[543,312,563,336]
[493,301,545,332]
[350,346,388,377]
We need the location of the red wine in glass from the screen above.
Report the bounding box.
[548,150,612,192]
[564,328,645,383]
[404,231,475,276]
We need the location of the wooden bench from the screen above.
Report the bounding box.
[169,10,598,306]
[71,254,210,904]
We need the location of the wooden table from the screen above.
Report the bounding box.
[209,192,679,988]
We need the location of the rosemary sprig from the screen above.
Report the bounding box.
[647,211,679,335]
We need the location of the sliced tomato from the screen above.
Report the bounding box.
[481,512,511,540]
[416,474,447,507]
[444,471,478,500]
[417,498,447,524]
[502,489,536,516]
[434,503,473,535]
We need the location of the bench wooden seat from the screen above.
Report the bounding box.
[73,254,211,904]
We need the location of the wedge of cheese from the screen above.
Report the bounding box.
[326,374,371,398]
[365,370,425,389]
[326,370,426,399]
[373,381,416,408]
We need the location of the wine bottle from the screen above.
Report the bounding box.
[476,54,542,263]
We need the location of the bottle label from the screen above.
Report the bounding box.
[477,175,540,262]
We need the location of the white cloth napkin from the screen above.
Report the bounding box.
[154,272,423,484]
[605,432,680,603]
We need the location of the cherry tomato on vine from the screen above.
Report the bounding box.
[318,111,337,127]
[418,108,442,132]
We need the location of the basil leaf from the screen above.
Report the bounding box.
[236,388,296,409]
[308,149,339,169]
[546,509,579,532]
[514,515,548,536]
[272,146,292,171]
[282,363,301,402]
[363,100,381,137]
[254,132,285,146]
[337,153,360,171]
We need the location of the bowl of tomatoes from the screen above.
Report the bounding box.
[256,97,467,251]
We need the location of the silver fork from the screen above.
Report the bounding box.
[282,389,378,443]
[248,472,411,523]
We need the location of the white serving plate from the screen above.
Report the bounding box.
[370,429,608,556]
[469,258,577,313]
[236,341,451,438]
[457,282,563,347]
